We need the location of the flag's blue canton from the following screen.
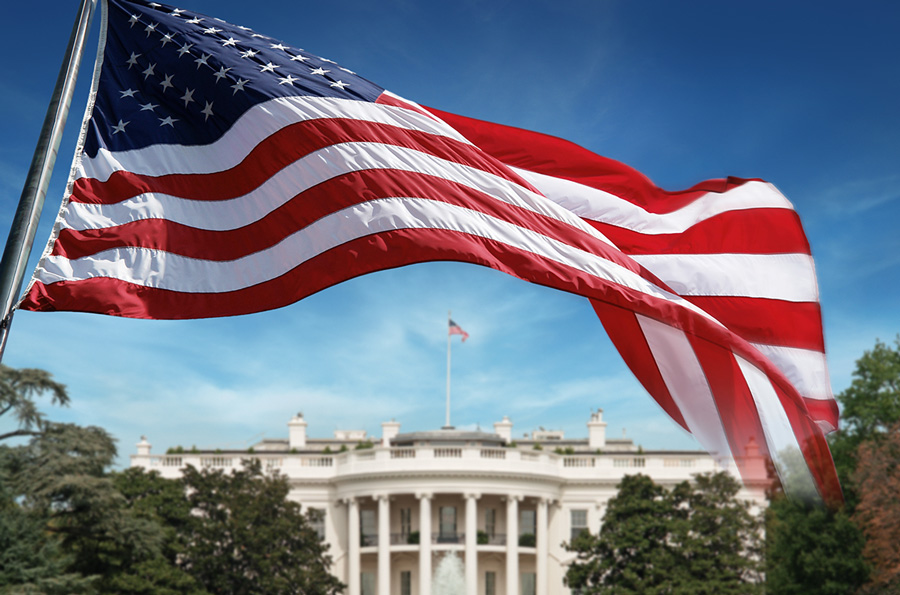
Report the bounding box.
[85,0,384,157]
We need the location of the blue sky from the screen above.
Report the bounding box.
[1,0,898,466]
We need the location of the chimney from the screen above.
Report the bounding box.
[381,419,401,447]
[588,409,607,449]
[136,435,151,456]
[288,412,308,449]
[494,416,513,444]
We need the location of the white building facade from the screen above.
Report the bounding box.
[130,410,766,595]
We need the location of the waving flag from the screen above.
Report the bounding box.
[449,319,469,342]
[19,0,840,504]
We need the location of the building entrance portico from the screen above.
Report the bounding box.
[344,487,550,595]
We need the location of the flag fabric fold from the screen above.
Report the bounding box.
[19,0,840,504]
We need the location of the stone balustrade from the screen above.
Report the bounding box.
[132,443,731,482]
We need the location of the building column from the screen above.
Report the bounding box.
[417,492,433,595]
[505,494,522,595]
[465,492,481,594]
[377,494,391,595]
[536,498,549,595]
[346,497,360,595]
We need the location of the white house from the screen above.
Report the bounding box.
[130,409,767,595]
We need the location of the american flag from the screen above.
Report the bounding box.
[449,319,469,342]
[20,0,840,504]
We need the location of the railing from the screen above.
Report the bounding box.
[361,534,378,547]
[664,458,696,468]
[613,457,646,468]
[134,446,724,481]
[379,532,512,546]
[563,457,595,467]
[391,448,416,459]
[201,456,233,468]
[300,456,333,467]
[482,533,506,546]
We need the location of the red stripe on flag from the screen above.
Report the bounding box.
[686,334,773,486]
[426,107,757,214]
[70,117,538,205]
[587,209,812,256]
[685,296,825,352]
[54,170,661,287]
[592,301,689,431]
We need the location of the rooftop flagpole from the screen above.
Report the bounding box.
[445,310,452,428]
[0,0,98,363]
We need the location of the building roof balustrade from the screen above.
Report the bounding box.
[132,443,728,484]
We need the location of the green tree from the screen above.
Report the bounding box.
[2,423,201,595]
[179,459,343,595]
[764,337,900,594]
[565,472,761,594]
[0,364,69,442]
[765,496,868,594]
[667,472,763,593]
[0,456,92,594]
[837,337,900,442]
[565,474,674,594]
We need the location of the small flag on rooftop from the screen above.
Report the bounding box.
[448,319,469,342]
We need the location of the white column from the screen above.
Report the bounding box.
[377,494,391,595]
[418,492,433,595]
[536,498,549,595]
[506,494,521,595]
[465,492,480,594]
[347,497,360,595]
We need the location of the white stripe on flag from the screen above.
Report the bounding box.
[65,142,610,243]
[40,196,705,307]
[631,253,819,302]
[750,343,833,402]
[735,354,820,503]
[515,169,794,234]
[637,314,736,467]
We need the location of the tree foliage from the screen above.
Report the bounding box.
[565,472,762,594]
[0,364,341,593]
[853,422,900,592]
[837,337,900,442]
[0,364,69,442]
[765,496,868,595]
[179,459,343,595]
[765,337,900,594]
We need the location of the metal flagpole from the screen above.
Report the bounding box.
[445,310,452,428]
[0,0,98,363]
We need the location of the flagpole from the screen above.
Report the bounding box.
[445,310,452,428]
[0,0,97,363]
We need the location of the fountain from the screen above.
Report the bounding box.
[432,551,465,595]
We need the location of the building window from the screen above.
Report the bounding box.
[400,507,412,538]
[485,570,496,595]
[521,572,536,595]
[361,572,376,595]
[439,506,458,542]
[520,509,536,536]
[307,507,326,540]
[485,508,496,537]
[570,509,588,541]
[360,509,376,546]
[400,570,412,595]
